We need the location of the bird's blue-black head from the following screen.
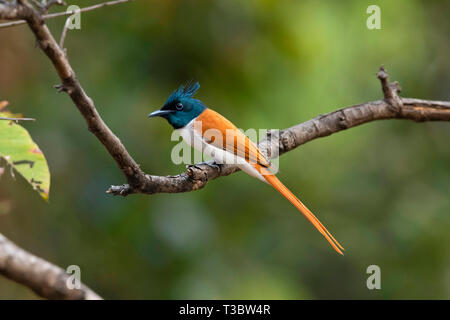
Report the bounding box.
[148,82,207,129]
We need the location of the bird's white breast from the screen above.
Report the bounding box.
[175,118,266,182]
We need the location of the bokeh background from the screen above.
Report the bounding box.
[0,0,449,299]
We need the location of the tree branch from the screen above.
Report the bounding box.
[0,0,134,29]
[0,117,35,121]
[106,89,450,196]
[0,233,102,300]
[0,1,29,20]
[2,0,148,190]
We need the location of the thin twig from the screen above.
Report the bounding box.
[30,0,66,14]
[0,0,134,29]
[58,16,70,49]
[0,117,35,121]
[43,0,66,13]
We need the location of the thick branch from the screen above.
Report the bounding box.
[1,0,147,190]
[0,0,132,300]
[0,233,102,300]
[0,1,29,20]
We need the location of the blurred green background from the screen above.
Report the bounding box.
[0,0,449,299]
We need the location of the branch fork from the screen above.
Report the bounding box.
[377,65,403,113]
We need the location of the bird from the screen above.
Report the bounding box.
[148,82,344,255]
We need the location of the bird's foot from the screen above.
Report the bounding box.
[191,160,220,171]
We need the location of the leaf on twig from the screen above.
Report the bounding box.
[0,108,50,201]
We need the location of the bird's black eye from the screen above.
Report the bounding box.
[175,103,183,111]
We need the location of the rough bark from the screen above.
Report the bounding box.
[0,233,102,300]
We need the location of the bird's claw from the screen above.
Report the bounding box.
[192,161,220,170]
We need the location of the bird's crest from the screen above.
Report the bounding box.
[166,81,200,104]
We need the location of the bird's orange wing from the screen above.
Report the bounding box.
[194,108,271,167]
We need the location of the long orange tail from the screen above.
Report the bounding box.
[261,169,344,255]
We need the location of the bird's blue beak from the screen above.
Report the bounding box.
[148,109,174,118]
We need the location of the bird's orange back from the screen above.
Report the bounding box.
[195,108,271,167]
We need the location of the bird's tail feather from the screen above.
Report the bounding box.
[261,169,344,255]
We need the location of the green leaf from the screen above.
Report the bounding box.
[0,109,50,201]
